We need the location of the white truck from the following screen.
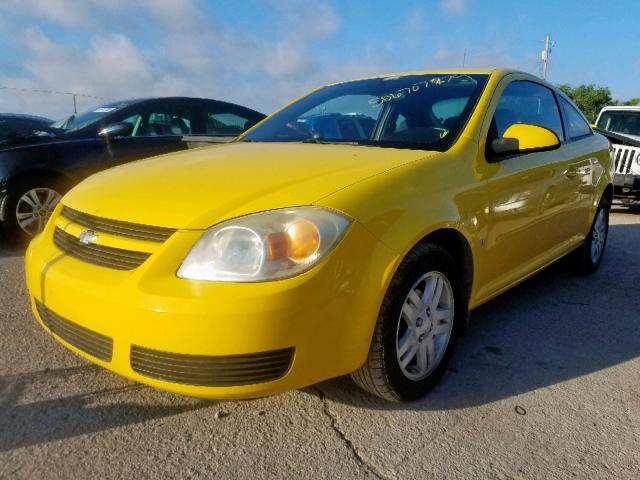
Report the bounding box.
[594,105,640,202]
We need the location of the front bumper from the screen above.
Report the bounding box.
[613,173,640,199]
[25,212,398,399]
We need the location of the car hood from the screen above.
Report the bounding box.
[595,128,640,147]
[63,142,434,230]
[0,131,60,150]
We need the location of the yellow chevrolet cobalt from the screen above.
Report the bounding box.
[25,70,612,401]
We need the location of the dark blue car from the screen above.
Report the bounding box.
[0,97,265,240]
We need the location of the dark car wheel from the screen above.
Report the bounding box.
[570,195,610,274]
[1,177,64,242]
[351,243,464,402]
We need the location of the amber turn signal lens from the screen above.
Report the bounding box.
[286,220,320,261]
[266,232,288,261]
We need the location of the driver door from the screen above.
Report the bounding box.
[100,99,194,168]
[477,79,569,298]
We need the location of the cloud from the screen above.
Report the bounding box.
[404,8,429,37]
[0,0,358,118]
[440,0,471,16]
[1,0,130,27]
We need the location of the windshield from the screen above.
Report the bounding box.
[241,74,489,150]
[596,110,640,136]
[56,100,135,132]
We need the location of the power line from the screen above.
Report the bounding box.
[0,84,104,100]
[0,84,106,114]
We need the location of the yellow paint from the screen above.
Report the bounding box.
[25,69,612,398]
[503,123,560,151]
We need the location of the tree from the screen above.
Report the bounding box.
[557,84,612,122]
[620,98,640,106]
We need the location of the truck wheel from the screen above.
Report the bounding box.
[351,243,464,402]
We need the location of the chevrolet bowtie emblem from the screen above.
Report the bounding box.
[78,230,98,245]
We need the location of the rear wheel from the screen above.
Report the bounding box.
[351,243,464,402]
[570,195,610,274]
[1,178,64,242]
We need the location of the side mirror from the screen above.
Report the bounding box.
[488,124,560,160]
[98,122,133,138]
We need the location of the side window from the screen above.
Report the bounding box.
[559,97,592,139]
[394,113,409,133]
[142,112,192,136]
[119,114,143,136]
[432,97,469,128]
[491,81,564,141]
[206,112,251,135]
[120,104,193,137]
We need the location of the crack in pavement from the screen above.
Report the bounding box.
[314,387,393,480]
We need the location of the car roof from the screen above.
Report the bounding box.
[94,97,264,115]
[328,68,520,86]
[599,105,640,112]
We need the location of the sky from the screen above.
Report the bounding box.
[0,0,638,119]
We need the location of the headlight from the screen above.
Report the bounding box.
[177,207,352,282]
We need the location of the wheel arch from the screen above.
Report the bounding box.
[384,225,475,313]
[417,228,475,308]
[7,168,75,191]
[603,183,613,205]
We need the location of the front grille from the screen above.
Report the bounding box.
[612,145,640,174]
[61,206,176,242]
[130,345,294,387]
[35,300,113,362]
[54,227,150,270]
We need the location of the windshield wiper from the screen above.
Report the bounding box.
[301,136,323,143]
[355,139,437,150]
[301,137,359,145]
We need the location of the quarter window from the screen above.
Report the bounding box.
[206,112,252,135]
[559,97,592,139]
[491,81,564,141]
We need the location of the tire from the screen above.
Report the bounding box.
[1,176,65,243]
[570,195,610,275]
[351,243,465,402]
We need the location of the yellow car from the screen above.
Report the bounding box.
[25,69,612,401]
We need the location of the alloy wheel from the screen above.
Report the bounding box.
[395,271,455,381]
[15,188,61,236]
[590,209,607,263]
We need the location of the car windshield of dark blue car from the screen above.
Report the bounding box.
[240,74,489,151]
[59,101,134,132]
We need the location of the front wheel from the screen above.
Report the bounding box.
[1,178,63,242]
[351,243,464,402]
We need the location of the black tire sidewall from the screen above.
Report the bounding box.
[380,246,464,401]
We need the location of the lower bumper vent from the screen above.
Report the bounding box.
[35,300,113,362]
[130,345,294,387]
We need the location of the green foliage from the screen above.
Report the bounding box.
[620,98,640,106]
[557,84,612,122]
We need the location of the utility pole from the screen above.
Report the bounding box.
[462,48,467,68]
[541,34,555,80]
[73,94,77,114]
